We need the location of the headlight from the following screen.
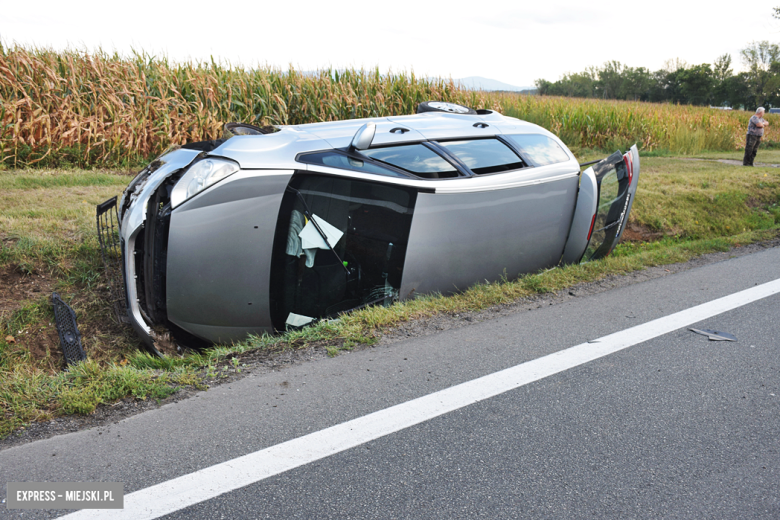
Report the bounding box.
[170,158,240,208]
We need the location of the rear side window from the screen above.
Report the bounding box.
[438,139,525,175]
[360,144,460,179]
[298,151,409,178]
[507,134,570,166]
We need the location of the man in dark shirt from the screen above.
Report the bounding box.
[744,107,769,166]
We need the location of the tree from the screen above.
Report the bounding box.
[654,68,686,104]
[710,54,734,106]
[723,73,752,110]
[663,58,689,73]
[534,79,552,96]
[596,61,625,99]
[619,67,653,101]
[740,41,780,108]
[557,71,597,98]
[740,41,780,71]
[713,54,732,83]
[678,64,715,105]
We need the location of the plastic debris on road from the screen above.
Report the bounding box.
[689,328,737,342]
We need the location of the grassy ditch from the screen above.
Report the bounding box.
[1,157,779,437]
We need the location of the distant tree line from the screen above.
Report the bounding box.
[534,41,780,110]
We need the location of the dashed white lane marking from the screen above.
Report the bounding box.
[62,278,780,519]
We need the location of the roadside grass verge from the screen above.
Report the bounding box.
[1,158,779,438]
[0,360,200,436]
[687,149,780,163]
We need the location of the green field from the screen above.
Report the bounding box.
[1,155,779,438]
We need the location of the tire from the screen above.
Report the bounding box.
[416,101,477,115]
[223,122,277,138]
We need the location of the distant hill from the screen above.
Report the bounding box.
[455,76,535,92]
[296,71,535,93]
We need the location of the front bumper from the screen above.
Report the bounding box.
[118,148,200,353]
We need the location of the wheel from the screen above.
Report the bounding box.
[416,101,477,115]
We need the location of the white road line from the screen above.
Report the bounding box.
[61,278,780,520]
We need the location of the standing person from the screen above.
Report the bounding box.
[744,107,769,166]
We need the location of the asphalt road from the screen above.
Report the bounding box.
[1,245,779,519]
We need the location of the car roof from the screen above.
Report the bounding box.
[210,111,562,170]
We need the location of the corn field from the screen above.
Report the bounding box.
[0,44,770,168]
[500,95,767,154]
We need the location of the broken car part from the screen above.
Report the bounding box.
[689,328,737,341]
[51,292,86,366]
[96,196,129,325]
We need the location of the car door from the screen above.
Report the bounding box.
[561,145,640,264]
[267,168,418,330]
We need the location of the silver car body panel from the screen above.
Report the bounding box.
[301,119,428,148]
[387,113,501,141]
[296,161,579,193]
[120,149,201,233]
[399,174,579,298]
[209,128,329,170]
[560,167,598,264]
[166,170,293,343]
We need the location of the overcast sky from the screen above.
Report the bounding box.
[3,0,779,88]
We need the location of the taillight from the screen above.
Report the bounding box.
[623,154,633,185]
[587,213,597,241]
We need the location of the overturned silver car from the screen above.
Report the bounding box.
[101,102,639,353]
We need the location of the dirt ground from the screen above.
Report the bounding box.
[620,222,664,242]
[0,265,54,317]
[0,265,62,368]
[682,157,780,168]
[2,236,778,451]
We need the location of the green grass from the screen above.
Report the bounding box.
[689,149,780,163]
[1,157,779,438]
[633,157,780,238]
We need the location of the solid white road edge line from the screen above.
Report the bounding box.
[61,277,780,520]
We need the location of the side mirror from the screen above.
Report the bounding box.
[351,123,376,150]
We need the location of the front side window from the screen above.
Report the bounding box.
[360,144,460,178]
[507,134,571,166]
[438,138,525,175]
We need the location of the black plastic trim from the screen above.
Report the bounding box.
[296,149,416,179]
[51,292,87,366]
[422,141,474,177]
[495,135,534,168]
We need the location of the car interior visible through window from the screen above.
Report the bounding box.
[269,174,417,329]
[359,144,461,179]
[437,138,525,175]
